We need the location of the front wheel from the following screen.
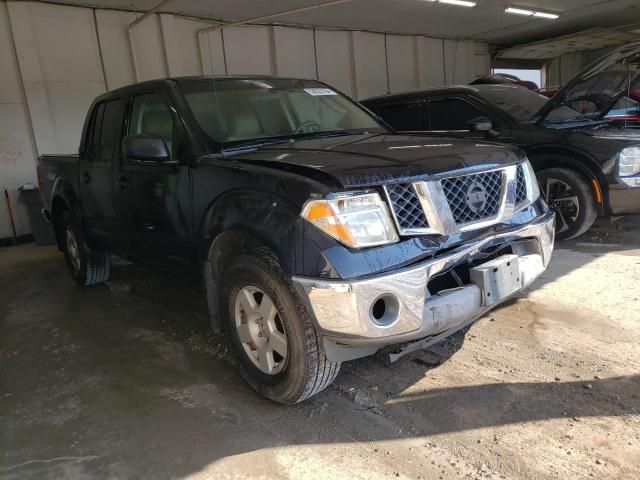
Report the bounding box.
[221,251,340,404]
[537,168,598,240]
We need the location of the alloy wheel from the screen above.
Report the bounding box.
[233,286,288,375]
[539,178,580,235]
[65,225,81,272]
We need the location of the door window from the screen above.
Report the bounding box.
[374,101,426,131]
[428,98,484,131]
[128,93,174,156]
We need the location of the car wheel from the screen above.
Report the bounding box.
[59,211,110,286]
[537,168,597,240]
[221,250,340,404]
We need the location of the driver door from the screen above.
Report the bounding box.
[116,89,195,281]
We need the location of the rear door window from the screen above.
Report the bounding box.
[374,101,426,131]
[98,100,125,163]
[86,103,105,160]
[428,98,484,131]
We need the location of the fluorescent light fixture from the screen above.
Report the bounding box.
[505,7,534,16]
[505,5,559,19]
[439,0,477,6]
[533,11,559,19]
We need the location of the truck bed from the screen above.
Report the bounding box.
[38,154,79,213]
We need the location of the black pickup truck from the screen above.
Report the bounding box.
[39,76,554,403]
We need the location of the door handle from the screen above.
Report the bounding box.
[81,172,92,183]
[117,177,131,190]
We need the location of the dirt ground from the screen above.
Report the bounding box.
[1,216,639,480]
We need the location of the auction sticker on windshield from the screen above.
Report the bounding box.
[304,88,337,96]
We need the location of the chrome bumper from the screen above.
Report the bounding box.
[293,211,555,362]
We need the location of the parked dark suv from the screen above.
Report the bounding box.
[363,42,640,240]
[39,76,554,403]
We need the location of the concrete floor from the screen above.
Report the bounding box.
[1,218,639,480]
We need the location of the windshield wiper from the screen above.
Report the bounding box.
[222,137,296,155]
[543,117,613,130]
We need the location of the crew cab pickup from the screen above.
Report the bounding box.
[39,76,555,403]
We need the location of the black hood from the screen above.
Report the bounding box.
[230,134,522,188]
[536,41,640,123]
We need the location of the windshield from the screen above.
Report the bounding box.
[178,78,384,147]
[544,58,640,124]
[473,84,548,122]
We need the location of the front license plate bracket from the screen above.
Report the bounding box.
[470,254,521,306]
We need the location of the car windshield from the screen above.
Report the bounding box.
[473,84,548,122]
[178,78,385,147]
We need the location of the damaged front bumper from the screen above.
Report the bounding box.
[292,210,555,363]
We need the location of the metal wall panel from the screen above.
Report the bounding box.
[0,3,41,237]
[7,2,105,155]
[223,26,273,75]
[95,9,137,90]
[352,31,388,99]
[274,27,316,79]
[129,14,166,81]
[386,34,417,94]
[417,36,445,88]
[315,29,353,97]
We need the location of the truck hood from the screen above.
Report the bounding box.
[230,133,521,188]
[536,41,640,124]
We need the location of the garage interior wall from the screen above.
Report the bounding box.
[546,46,613,87]
[0,1,490,240]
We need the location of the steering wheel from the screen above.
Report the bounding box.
[295,121,322,134]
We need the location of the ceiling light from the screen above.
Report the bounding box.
[505,5,559,19]
[439,0,477,6]
[505,7,533,16]
[533,11,559,19]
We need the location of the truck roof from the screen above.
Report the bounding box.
[95,75,320,101]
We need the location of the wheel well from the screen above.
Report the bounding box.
[528,151,608,214]
[203,230,276,331]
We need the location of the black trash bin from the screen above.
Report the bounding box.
[17,184,56,246]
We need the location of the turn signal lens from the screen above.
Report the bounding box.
[522,159,541,202]
[301,192,399,248]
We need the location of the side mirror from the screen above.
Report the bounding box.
[468,116,493,132]
[122,134,170,163]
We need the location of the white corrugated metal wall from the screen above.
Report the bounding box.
[0,1,490,240]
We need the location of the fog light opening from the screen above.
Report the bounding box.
[370,294,400,327]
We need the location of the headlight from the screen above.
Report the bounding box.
[301,192,399,248]
[522,159,541,202]
[619,147,640,177]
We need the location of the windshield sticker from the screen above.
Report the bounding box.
[304,88,338,96]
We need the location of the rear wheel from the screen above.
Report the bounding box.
[537,168,598,240]
[59,211,110,286]
[220,251,340,404]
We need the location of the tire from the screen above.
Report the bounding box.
[220,250,340,404]
[59,211,110,286]
[537,167,598,241]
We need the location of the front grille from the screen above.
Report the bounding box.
[386,183,429,230]
[515,165,527,205]
[440,171,504,225]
